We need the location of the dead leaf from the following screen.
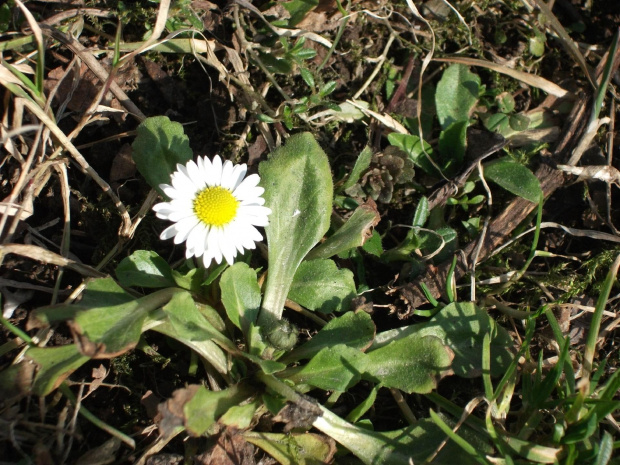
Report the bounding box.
[247,134,267,166]
[146,454,183,465]
[75,438,121,465]
[273,397,322,433]
[195,427,256,465]
[86,364,109,397]
[110,144,136,182]
[141,390,161,419]
[156,385,201,438]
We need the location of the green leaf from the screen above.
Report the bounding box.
[219,401,259,429]
[363,335,452,394]
[160,291,233,350]
[497,92,516,113]
[282,0,319,26]
[258,51,293,74]
[484,157,542,203]
[28,346,89,396]
[30,278,179,359]
[529,35,545,57]
[438,120,468,173]
[286,344,366,391]
[10,345,90,396]
[509,113,531,131]
[220,262,261,335]
[319,81,337,97]
[373,302,514,377]
[0,4,10,34]
[155,292,232,375]
[346,384,379,423]
[300,68,315,87]
[387,133,437,175]
[435,64,480,130]
[288,259,356,314]
[313,407,489,465]
[307,203,380,260]
[180,384,253,436]
[244,431,335,465]
[259,133,333,327]
[293,47,317,61]
[362,230,383,257]
[341,145,373,191]
[131,116,193,197]
[484,112,510,133]
[116,250,176,288]
[412,197,429,227]
[256,113,277,123]
[281,311,375,363]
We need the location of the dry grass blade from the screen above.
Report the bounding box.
[346,99,408,133]
[557,164,620,185]
[40,25,146,121]
[433,57,570,98]
[119,0,171,64]
[18,97,133,237]
[0,244,106,278]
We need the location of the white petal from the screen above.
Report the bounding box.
[161,184,184,200]
[220,159,235,189]
[233,174,260,197]
[186,159,206,190]
[198,156,214,186]
[239,205,272,218]
[211,155,223,186]
[206,227,223,265]
[218,227,236,265]
[172,172,197,196]
[153,201,173,214]
[160,223,180,240]
[248,225,263,242]
[186,223,208,257]
[202,252,214,268]
[228,222,249,254]
[173,217,200,244]
[236,186,265,202]
[166,205,195,222]
[229,164,248,190]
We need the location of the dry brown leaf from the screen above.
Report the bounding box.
[110,144,137,182]
[75,438,121,465]
[155,385,201,438]
[195,428,256,465]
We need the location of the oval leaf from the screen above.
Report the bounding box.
[288,259,356,314]
[484,157,542,203]
[286,344,366,391]
[131,116,193,197]
[258,133,333,327]
[435,64,480,129]
[281,311,376,363]
[364,335,453,394]
[220,262,261,335]
[307,201,380,260]
[116,250,175,288]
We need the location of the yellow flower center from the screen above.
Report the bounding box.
[193,186,238,227]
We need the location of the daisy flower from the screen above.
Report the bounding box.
[153,155,271,268]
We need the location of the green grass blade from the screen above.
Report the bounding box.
[543,307,575,394]
[583,253,620,378]
[428,409,490,465]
